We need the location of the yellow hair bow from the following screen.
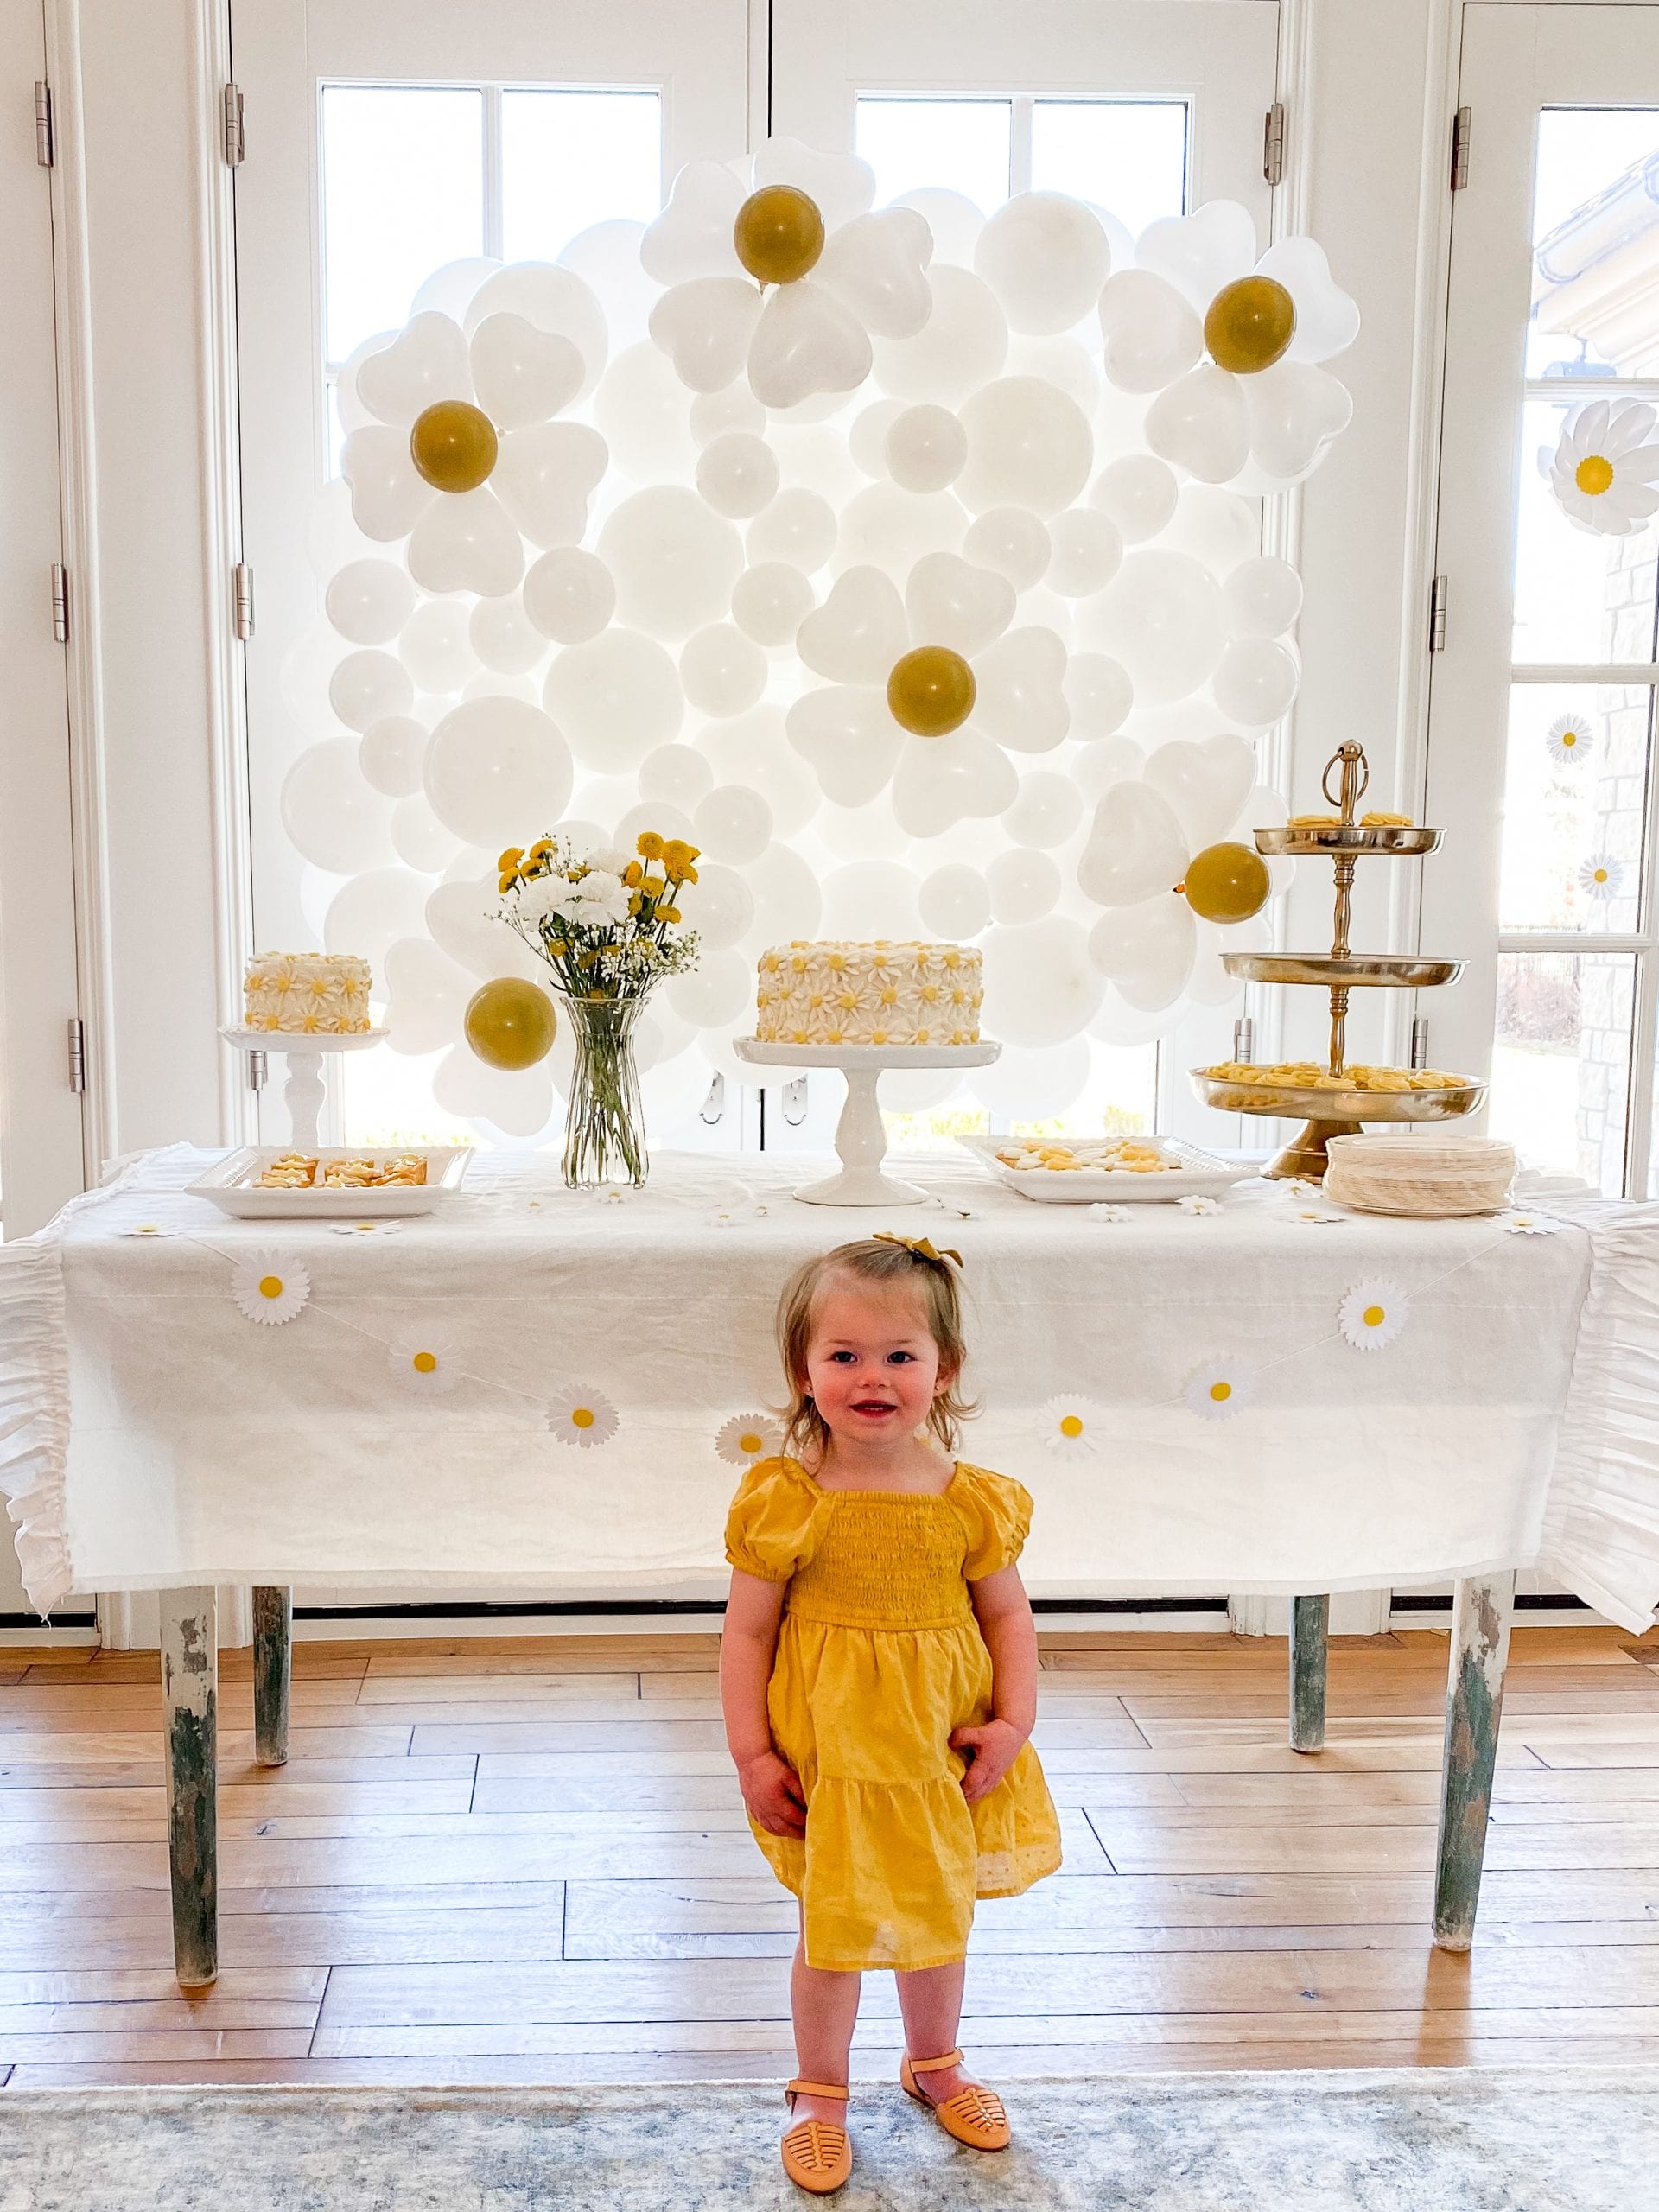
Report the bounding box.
[873,1230,963,1269]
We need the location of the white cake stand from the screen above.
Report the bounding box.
[221,1026,388,1152]
[734,1039,1001,1206]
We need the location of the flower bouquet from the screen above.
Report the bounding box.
[499,830,702,1186]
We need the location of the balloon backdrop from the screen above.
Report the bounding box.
[290,137,1357,1137]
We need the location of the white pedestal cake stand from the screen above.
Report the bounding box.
[221,1027,388,1152]
[734,1039,1001,1206]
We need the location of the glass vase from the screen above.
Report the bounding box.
[557,992,649,1189]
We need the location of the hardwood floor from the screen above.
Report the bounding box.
[3,1624,1659,2087]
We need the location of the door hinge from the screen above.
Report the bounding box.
[1429,573,1448,652]
[1410,1015,1430,1071]
[35,80,54,167]
[781,1074,809,1127]
[67,1017,86,1095]
[1263,102,1286,188]
[232,561,256,640]
[1232,1014,1255,1065]
[223,82,245,167]
[50,563,69,644]
[699,1071,726,1125]
[246,1046,268,1093]
[1451,105,1471,191]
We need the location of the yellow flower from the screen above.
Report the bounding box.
[637,831,665,861]
[682,865,699,885]
[527,838,553,860]
[627,893,643,916]
[659,906,682,923]
[641,872,666,896]
[546,939,568,957]
[624,861,643,887]
[498,872,518,894]
[497,846,524,874]
[663,839,695,874]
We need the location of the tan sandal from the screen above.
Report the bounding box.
[899,2047,1011,2151]
[781,2077,852,2194]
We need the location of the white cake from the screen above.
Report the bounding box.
[244,952,372,1034]
[754,941,982,1047]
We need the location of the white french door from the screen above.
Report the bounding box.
[1427,3,1659,1195]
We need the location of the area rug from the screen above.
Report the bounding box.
[2,2069,1654,2210]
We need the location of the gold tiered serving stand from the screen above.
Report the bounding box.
[1188,741,1487,1179]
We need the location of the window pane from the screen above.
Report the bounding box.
[856,98,1010,210]
[501,90,662,262]
[1498,683,1649,933]
[1489,950,1633,1193]
[321,86,484,364]
[1031,101,1189,231]
[1512,398,1659,664]
[1530,109,1659,378]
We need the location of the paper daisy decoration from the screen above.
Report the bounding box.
[390,1326,459,1395]
[1177,1193,1224,1216]
[1338,1278,1409,1352]
[1545,711,1593,766]
[1183,1357,1253,1421]
[547,1384,620,1448]
[1039,1395,1102,1459]
[1089,1203,1132,1223]
[715,1413,783,1467]
[707,1199,772,1229]
[1289,1205,1346,1225]
[230,1252,311,1326]
[327,1220,404,1237]
[120,1222,173,1238]
[1548,398,1659,537]
[1579,854,1626,901]
[1501,1210,1565,1236]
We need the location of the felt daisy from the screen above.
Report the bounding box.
[1039,1395,1102,1459]
[327,1220,404,1237]
[390,1326,459,1395]
[707,1199,772,1229]
[1545,711,1593,766]
[1089,1203,1132,1223]
[589,1185,632,1208]
[1288,1205,1345,1224]
[1501,1210,1565,1236]
[1338,1278,1409,1351]
[1184,1357,1253,1421]
[715,1413,784,1467]
[1177,1193,1224,1216]
[1548,398,1659,536]
[230,1252,311,1327]
[1579,855,1626,900]
[119,1222,174,1238]
[547,1384,619,1448]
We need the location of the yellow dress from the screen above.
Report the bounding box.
[723,1455,1063,1973]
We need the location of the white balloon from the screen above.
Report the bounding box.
[972,626,1071,753]
[543,628,683,769]
[695,784,773,864]
[354,312,471,426]
[690,381,766,446]
[407,486,524,597]
[639,743,715,810]
[327,559,416,645]
[359,715,429,798]
[1086,550,1224,707]
[329,648,414,734]
[1077,780,1189,907]
[880,1069,966,1113]
[798,565,907,683]
[470,592,545,676]
[598,486,742,639]
[1243,360,1354,483]
[892,728,1017,836]
[975,192,1111,336]
[423,697,573,847]
[969,1036,1090,1117]
[1087,894,1196,1011]
[307,475,378,579]
[696,430,780,519]
[524,548,615,644]
[962,507,1051,590]
[957,377,1092,517]
[336,331,396,435]
[643,1043,721,1133]
[1224,555,1303,639]
[593,341,696,483]
[463,670,538,707]
[384,934,476,1056]
[1065,652,1134,741]
[1072,734,1147,806]
[731,560,815,648]
[1160,485,1261,578]
[919,863,990,938]
[1145,734,1259,850]
[680,624,766,717]
[982,917,1103,1046]
[893,187,986,268]
[1007,334,1101,418]
[614,800,696,854]
[814,798,911,861]
[1136,200,1258,314]
[340,424,429,543]
[397,601,474,696]
[1097,269,1202,394]
[816,207,933,340]
[745,841,823,945]
[462,263,607,402]
[426,871,543,982]
[872,265,1007,405]
[391,793,463,873]
[747,278,872,410]
[668,949,751,1028]
[434,1043,556,1141]
[1188,912,1268,1005]
[642,160,746,285]
[1005,770,1084,849]
[1045,509,1124,598]
[649,276,765,394]
[851,399,906,476]
[747,488,837,572]
[1090,454,1179,544]
[906,551,1014,655]
[282,740,397,874]
[1145,365,1249,484]
[468,312,583,429]
[787,685,902,807]
[700,708,820,839]
[1257,234,1360,363]
[323,866,431,969]
[1211,636,1301,728]
[559,219,658,350]
[834,484,966,579]
[821,858,923,939]
[886,404,967,493]
[410,257,502,324]
[987,847,1062,924]
[675,866,753,953]
[492,423,607,550]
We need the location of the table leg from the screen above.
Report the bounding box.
[252,1584,292,1766]
[1289,1593,1329,1753]
[1433,1570,1516,1953]
[160,1586,218,1988]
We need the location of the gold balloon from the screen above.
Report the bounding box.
[464,976,556,1070]
[410,400,499,493]
[734,185,825,285]
[887,646,976,738]
[1181,842,1272,924]
[1203,276,1296,375]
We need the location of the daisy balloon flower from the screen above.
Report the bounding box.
[1548,398,1659,537]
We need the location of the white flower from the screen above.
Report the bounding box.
[715,1412,783,1466]
[1289,1205,1345,1224]
[1579,855,1626,901]
[327,1221,404,1237]
[588,1184,631,1207]
[120,1222,174,1238]
[547,1384,619,1448]
[588,847,633,876]
[1548,398,1659,536]
[391,1325,459,1395]
[515,874,572,925]
[1279,1177,1322,1199]
[1089,1203,1132,1223]
[1177,1193,1224,1216]
[1501,1211,1564,1236]
[230,1251,311,1326]
[560,868,632,927]
[707,1199,771,1228]
[1184,1357,1253,1421]
[1338,1278,1408,1351]
[1039,1395,1101,1459]
[1546,712,1593,766]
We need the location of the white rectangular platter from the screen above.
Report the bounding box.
[957,1133,1251,1205]
[188,1147,474,1219]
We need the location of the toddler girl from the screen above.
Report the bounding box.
[720,1233,1062,2195]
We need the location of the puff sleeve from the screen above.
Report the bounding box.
[952,1464,1034,1581]
[723,1457,822,1584]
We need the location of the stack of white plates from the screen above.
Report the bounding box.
[1323,1134,1514,1217]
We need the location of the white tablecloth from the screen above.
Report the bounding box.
[3,1145,1656,1628]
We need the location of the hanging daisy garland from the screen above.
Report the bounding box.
[1579,854,1627,901]
[715,1413,783,1466]
[1548,398,1659,536]
[1545,711,1593,766]
[1037,1395,1102,1459]
[391,1326,459,1395]
[1337,1278,1409,1352]
[547,1384,620,1448]
[231,1252,311,1326]
[1183,1358,1254,1421]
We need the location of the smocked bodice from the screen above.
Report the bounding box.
[785,1491,975,1631]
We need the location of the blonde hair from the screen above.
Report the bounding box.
[775,1237,977,1466]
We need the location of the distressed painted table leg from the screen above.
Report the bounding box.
[252,1584,292,1767]
[1433,1570,1516,1952]
[161,1586,218,1988]
[1289,1593,1330,1753]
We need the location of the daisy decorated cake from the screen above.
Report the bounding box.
[244,952,372,1034]
[753,941,982,1047]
